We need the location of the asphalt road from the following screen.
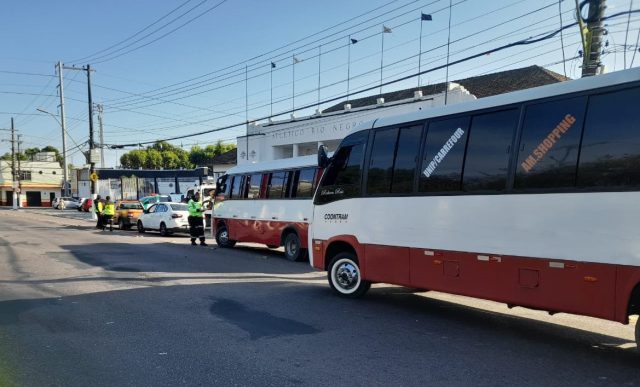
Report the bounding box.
[0,208,639,386]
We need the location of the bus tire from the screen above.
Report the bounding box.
[215,226,236,248]
[636,319,640,349]
[328,252,371,298]
[283,232,303,261]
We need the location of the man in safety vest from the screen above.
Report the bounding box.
[188,191,207,246]
[102,196,115,232]
[94,195,103,229]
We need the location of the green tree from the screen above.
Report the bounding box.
[162,151,180,169]
[145,149,163,169]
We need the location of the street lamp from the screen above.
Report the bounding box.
[37,108,69,196]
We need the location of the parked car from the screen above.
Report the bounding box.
[137,202,200,236]
[81,198,94,212]
[113,200,144,230]
[139,194,171,210]
[52,197,81,210]
[77,198,88,211]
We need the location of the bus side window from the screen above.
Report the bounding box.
[284,171,294,198]
[268,172,286,199]
[391,125,423,194]
[293,167,317,198]
[367,127,399,194]
[515,96,587,190]
[462,109,519,192]
[577,86,640,188]
[247,173,262,199]
[419,116,470,192]
[230,175,243,199]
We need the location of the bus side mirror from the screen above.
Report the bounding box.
[318,145,329,168]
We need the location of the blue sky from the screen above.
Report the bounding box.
[1,0,638,168]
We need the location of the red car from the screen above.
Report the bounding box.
[81,198,93,212]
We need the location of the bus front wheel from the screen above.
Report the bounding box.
[328,252,371,298]
[215,226,236,248]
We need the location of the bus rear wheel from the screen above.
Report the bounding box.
[283,232,305,261]
[635,318,640,350]
[215,226,236,248]
[328,252,371,298]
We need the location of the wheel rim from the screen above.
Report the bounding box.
[218,229,229,244]
[286,236,298,256]
[331,258,361,294]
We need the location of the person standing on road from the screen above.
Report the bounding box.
[188,191,207,246]
[102,196,115,232]
[93,195,104,229]
[58,198,65,211]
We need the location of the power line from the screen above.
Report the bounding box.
[103,7,640,148]
[91,0,229,64]
[70,0,196,63]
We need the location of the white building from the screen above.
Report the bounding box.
[0,152,63,207]
[236,66,568,164]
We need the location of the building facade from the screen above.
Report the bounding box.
[0,152,63,207]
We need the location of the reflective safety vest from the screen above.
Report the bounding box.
[103,202,115,216]
[95,200,104,213]
[188,199,203,217]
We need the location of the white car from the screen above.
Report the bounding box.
[52,197,81,210]
[136,202,203,236]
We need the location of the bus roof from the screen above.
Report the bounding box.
[354,67,640,132]
[224,154,319,175]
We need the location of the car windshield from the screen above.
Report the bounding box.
[170,204,188,211]
[159,196,171,202]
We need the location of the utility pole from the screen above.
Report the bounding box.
[11,118,17,210]
[96,104,104,168]
[16,134,22,208]
[87,65,96,197]
[579,0,607,77]
[62,64,96,197]
[55,61,69,196]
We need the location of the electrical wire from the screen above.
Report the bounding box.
[102,7,640,148]
[70,0,196,63]
[91,0,229,64]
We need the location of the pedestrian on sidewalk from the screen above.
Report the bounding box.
[94,195,103,229]
[187,191,207,246]
[102,196,115,232]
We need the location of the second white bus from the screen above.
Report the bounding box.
[212,155,321,261]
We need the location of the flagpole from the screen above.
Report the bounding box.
[380,27,385,95]
[445,0,452,105]
[347,36,351,102]
[418,17,424,88]
[317,45,321,110]
[245,64,248,133]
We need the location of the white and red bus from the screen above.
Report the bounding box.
[212,155,321,261]
[310,67,640,342]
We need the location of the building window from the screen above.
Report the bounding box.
[19,171,32,181]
